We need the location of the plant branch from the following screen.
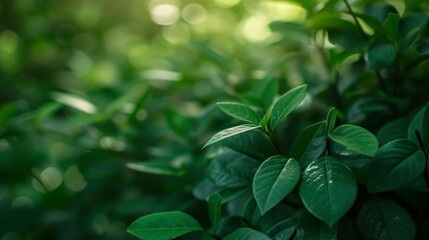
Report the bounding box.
[343,0,367,40]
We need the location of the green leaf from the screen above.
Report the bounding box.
[266,217,298,240]
[299,156,357,225]
[295,210,337,240]
[383,13,400,42]
[127,211,203,240]
[290,121,327,169]
[242,196,261,225]
[217,102,261,124]
[253,156,301,214]
[164,108,192,137]
[326,107,336,135]
[355,13,388,40]
[269,84,307,131]
[209,152,260,188]
[367,43,397,71]
[203,124,260,148]
[257,77,279,109]
[368,139,426,193]
[330,124,379,157]
[224,228,271,240]
[260,106,273,131]
[208,193,221,233]
[222,128,278,160]
[126,161,182,176]
[377,117,410,146]
[357,198,416,240]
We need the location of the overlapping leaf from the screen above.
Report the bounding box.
[330,124,378,157]
[217,102,261,124]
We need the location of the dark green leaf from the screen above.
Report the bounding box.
[269,84,307,131]
[208,193,222,233]
[253,156,301,214]
[355,13,388,40]
[357,198,416,240]
[258,77,279,109]
[266,217,298,240]
[222,128,278,160]
[291,121,327,169]
[377,117,410,146]
[203,124,260,148]
[224,228,271,240]
[408,104,429,148]
[295,210,337,240]
[242,196,261,225]
[217,102,261,124]
[127,211,203,240]
[367,43,397,71]
[299,157,357,225]
[368,139,426,193]
[330,124,378,157]
[383,13,400,42]
[209,152,260,188]
[216,216,247,238]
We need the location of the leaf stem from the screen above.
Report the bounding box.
[343,0,367,40]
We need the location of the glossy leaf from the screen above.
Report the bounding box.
[295,210,337,240]
[224,228,271,240]
[208,193,221,233]
[253,156,301,214]
[291,121,327,168]
[217,102,261,124]
[203,124,260,148]
[377,117,410,146]
[299,157,357,225]
[269,84,307,130]
[357,198,416,240]
[127,211,203,240]
[330,124,378,157]
[368,139,426,192]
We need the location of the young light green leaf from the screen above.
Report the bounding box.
[269,84,307,131]
[217,102,261,124]
[203,124,260,148]
[295,210,337,240]
[357,198,416,240]
[127,211,203,240]
[260,106,273,131]
[224,228,271,240]
[208,192,222,233]
[326,107,336,135]
[368,139,426,193]
[299,157,357,226]
[290,121,327,169]
[330,124,378,157]
[253,156,301,214]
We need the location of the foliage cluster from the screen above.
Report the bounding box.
[1,0,429,239]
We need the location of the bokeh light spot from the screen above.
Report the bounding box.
[151,4,180,25]
[64,166,87,192]
[41,167,63,191]
[182,4,207,24]
[215,0,241,8]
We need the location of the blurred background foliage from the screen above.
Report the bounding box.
[1,0,429,239]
